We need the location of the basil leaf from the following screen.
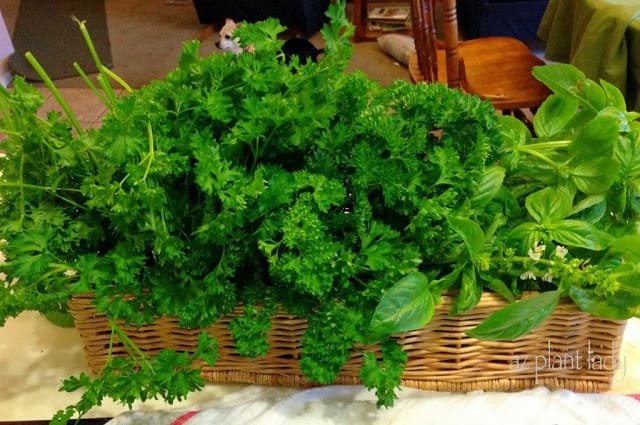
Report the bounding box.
[569,286,634,320]
[470,165,505,209]
[570,156,619,195]
[532,64,585,98]
[525,186,573,223]
[480,274,515,303]
[608,235,640,263]
[450,265,482,316]
[370,272,435,335]
[614,133,640,177]
[508,222,544,254]
[498,115,530,170]
[580,79,607,110]
[447,216,485,256]
[466,291,561,341]
[549,219,610,250]
[601,79,627,110]
[533,94,578,139]
[569,115,618,159]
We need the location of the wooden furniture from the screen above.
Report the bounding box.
[408,0,550,111]
[352,0,412,42]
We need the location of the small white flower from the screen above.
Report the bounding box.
[520,270,537,280]
[64,269,77,277]
[554,245,568,259]
[527,242,546,261]
[542,272,553,283]
[527,249,542,261]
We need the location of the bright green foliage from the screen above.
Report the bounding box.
[1,2,639,422]
[50,328,218,425]
[375,64,640,342]
[359,339,408,408]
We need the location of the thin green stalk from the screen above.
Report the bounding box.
[0,181,85,208]
[100,65,133,94]
[512,145,560,170]
[73,16,104,70]
[0,128,20,136]
[108,317,155,372]
[0,181,83,192]
[104,325,118,369]
[24,52,84,135]
[97,73,118,105]
[73,62,110,108]
[18,154,25,227]
[528,140,572,151]
[73,16,129,103]
[137,122,155,185]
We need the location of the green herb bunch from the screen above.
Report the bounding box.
[0,1,639,422]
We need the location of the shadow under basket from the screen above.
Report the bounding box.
[68,292,627,392]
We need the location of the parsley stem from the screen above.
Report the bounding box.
[0,180,86,209]
[73,16,125,99]
[136,122,155,188]
[97,73,118,106]
[18,154,25,228]
[0,127,20,136]
[73,62,111,109]
[0,181,82,192]
[100,64,133,94]
[108,317,155,372]
[24,52,84,136]
[73,17,104,72]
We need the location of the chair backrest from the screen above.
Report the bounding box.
[410,0,461,88]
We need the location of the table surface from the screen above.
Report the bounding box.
[538,0,640,110]
[0,311,639,422]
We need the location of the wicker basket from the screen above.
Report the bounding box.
[68,292,627,392]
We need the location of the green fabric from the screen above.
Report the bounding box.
[538,0,640,109]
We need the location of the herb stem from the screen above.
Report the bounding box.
[137,122,155,185]
[0,181,83,193]
[511,145,559,170]
[97,73,118,106]
[24,52,84,136]
[0,128,20,136]
[18,154,25,227]
[100,65,133,94]
[73,17,104,72]
[108,317,155,372]
[527,140,571,151]
[73,62,111,108]
[73,15,123,101]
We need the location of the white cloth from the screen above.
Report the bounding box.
[107,385,640,425]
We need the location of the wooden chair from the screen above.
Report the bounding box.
[408,0,550,111]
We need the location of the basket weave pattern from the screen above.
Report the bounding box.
[68,292,627,392]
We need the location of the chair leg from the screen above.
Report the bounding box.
[352,0,369,42]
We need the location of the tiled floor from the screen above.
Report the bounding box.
[36,86,112,130]
[40,87,106,126]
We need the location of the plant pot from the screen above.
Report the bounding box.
[68,292,627,392]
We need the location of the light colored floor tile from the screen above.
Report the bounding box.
[58,87,108,123]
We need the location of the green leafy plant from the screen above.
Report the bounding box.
[373,63,640,342]
[0,2,639,423]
